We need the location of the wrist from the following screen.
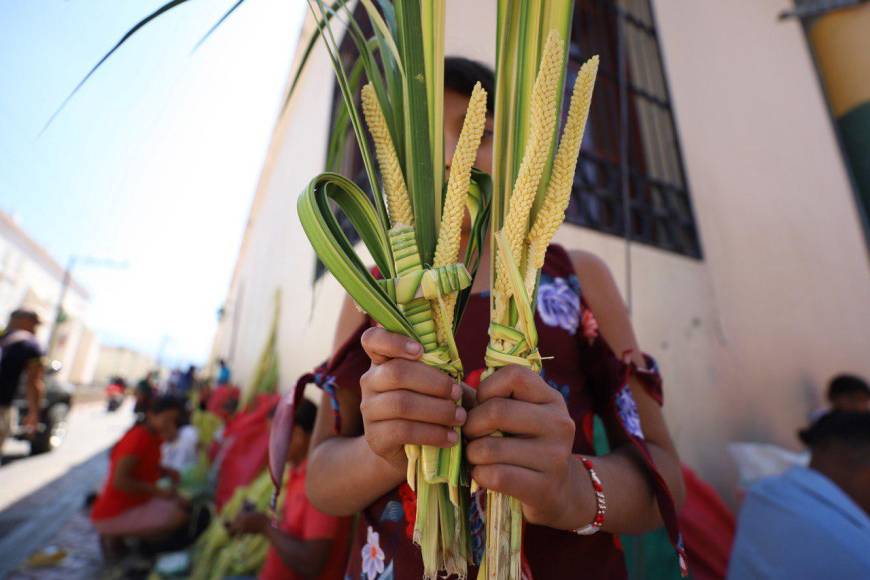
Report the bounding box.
[360,437,406,488]
[553,455,598,531]
[380,447,409,485]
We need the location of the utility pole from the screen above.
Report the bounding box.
[46,256,75,356]
[45,255,127,357]
[156,335,170,371]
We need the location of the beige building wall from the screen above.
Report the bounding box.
[0,211,95,384]
[647,0,870,496]
[210,14,349,392]
[93,345,157,387]
[69,327,100,386]
[213,1,870,502]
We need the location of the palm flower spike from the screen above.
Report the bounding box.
[362,83,488,579]
[478,30,599,580]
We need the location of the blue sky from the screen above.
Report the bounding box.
[0,1,304,366]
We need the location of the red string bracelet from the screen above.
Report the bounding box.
[573,456,606,535]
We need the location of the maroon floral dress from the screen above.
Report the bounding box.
[296,245,685,580]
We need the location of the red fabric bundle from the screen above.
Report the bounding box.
[214,393,280,511]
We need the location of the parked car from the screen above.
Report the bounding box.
[12,360,74,454]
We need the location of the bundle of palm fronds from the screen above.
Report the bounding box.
[481,24,598,580]
[299,3,597,579]
[297,2,491,577]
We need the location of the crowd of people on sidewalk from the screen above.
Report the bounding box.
[81,343,869,579]
[86,363,350,580]
[2,298,866,580]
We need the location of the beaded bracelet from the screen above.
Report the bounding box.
[573,456,606,535]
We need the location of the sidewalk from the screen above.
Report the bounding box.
[0,451,108,579]
[0,401,135,578]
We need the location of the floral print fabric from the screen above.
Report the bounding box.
[325,245,682,579]
[537,273,582,335]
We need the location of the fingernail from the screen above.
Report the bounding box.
[454,407,467,424]
[451,383,461,401]
[447,430,458,444]
[405,341,422,355]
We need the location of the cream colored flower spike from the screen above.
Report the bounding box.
[525,55,599,296]
[431,82,488,338]
[496,30,564,317]
[360,83,414,227]
[434,82,488,269]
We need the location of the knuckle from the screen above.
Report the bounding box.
[505,365,530,384]
[554,413,576,441]
[360,368,374,393]
[437,400,457,424]
[359,396,371,417]
[378,361,401,389]
[363,430,382,454]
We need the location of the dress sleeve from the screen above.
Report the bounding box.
[269,321,372,496]
[579,338,688,576]
[309,320,372,434]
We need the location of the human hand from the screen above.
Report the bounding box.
[227,511,270,536]
[164,468,181,485]
[465,366,586,529]
[154,484,178,500]
[359,327,466,473]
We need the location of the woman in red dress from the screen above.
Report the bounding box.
[304,59,686,579]
[91,396,188,548]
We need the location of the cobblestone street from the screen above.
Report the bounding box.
[0,400,134,578]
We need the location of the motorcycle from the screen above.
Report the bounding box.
[105,376,127,412]
[12,360,74,455]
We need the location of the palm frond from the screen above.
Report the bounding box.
[192,0,247,51]
[42,0,198,134]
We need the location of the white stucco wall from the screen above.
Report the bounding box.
[211,14,348,392]
[213,1,870,501]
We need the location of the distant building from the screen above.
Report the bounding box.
[212,1,870,501]
[92,345,157,387]
[0,210,97,385]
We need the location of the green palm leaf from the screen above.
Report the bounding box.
[298,173,413,336]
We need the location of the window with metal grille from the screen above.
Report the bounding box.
[568,0,701,257]
[316,0,702,280]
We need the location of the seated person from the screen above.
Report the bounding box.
[91,396,189,551]
[162,421,199,476]
[728,411,870,579]
[228,399,350,580]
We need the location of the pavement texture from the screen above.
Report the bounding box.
[0,400,136,578]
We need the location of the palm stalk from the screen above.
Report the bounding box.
[482,18,599,580]
[298,2,489,578]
